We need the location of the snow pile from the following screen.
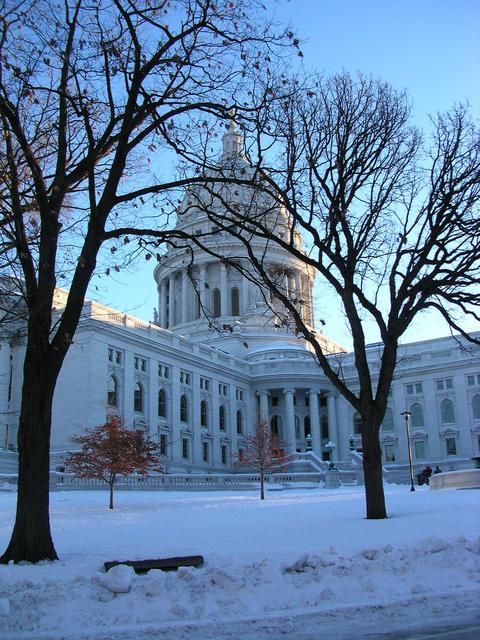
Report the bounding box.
[0,485,479,639]
[95,564,136,594]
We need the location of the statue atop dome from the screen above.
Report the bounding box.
[221,110,244,161]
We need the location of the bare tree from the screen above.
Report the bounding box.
[235,421,287,499]
[0,0,292,563]
[184,73,480,519]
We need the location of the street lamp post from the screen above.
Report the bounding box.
[401,410,415,492]
[305,434,312,451]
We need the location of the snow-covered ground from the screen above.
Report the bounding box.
[0,484,479,639]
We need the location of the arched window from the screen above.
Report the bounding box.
[158,389,166,418]
[219,404,226,430]
[213,288,221,317]
[271,415,280,435]
[294,415,300,438]
[236,409,243,434]
[200,400,208,427]
[231,287,240,316]
[353,412,362,434]
[180,394,188,422]
[107,376,118,407]
[195,294,201,320]
[321,415,329,439]
[134,382,143,413]
[440,398,455,424]
[304,415,311,438]
[472,394,480,421]
[381,408,394,432]
[411,403,424,429]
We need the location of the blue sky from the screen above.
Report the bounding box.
[93,0,479,347]
[278,0,479,123]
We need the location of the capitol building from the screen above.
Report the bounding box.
[1,124,479,479]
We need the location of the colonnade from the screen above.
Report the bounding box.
[257,387,337,457]
[156,261,315,329]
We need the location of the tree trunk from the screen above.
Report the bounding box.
[109,476,115,510]
[260,470,265,500]
[0,365,58,563]
[362,423,387,519]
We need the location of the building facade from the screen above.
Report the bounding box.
[1,124,479,476]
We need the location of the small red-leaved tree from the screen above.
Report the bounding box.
[236,421,287,500]
[64,418,162,509]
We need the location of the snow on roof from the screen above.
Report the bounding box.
[246,341,311,356]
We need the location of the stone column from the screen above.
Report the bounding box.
[199,263,207,314]
[229,386,237,460]
[307,276,315,327]
[148,366,157,440]
[283,388,297,454]
[10,341,25,416]
[168,273,175,328]
[0,343,11,447]
[258,390,269,425]
[220,262,228,316]
[181,270,188,324]
[211,379,220,467]
[159,279,166,327]
[192,372,202,465]
[171,365,181,461]
[294,270,300,299]
[283,271,290,301]
[327,393,338,459]
[309,388,321,455]
[241,263,250,315]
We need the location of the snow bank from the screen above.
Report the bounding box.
[0,485,478,639]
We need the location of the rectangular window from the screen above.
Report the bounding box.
[467,375,475,386]
[445,437,457,456]
[406,382,423,395]
[202,441,209,462]
[134,356,147,372]
[272,397,279,407]
[180,370,191,385]
[221,445,228,465]
[414,441,426,460]
[158,364,170,379]
[238,448,244,462]
[182,438,189,460]
[108,348,123,365]
[305,395,310,407]
[236,389,245,401]
[160,434,168,456]
[200,377,211,391]
[437,378,453,391]
[384,444,395,463]
[219,383,228,396]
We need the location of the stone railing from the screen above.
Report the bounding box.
[3,469,360,492]
[429,468,480,490]
[52,471,327,491]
